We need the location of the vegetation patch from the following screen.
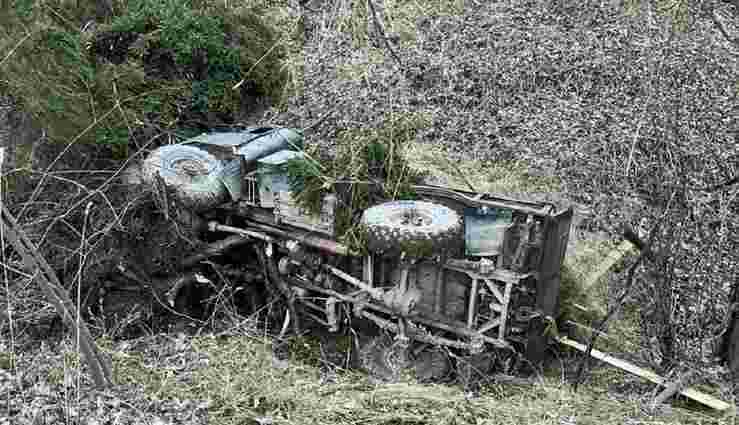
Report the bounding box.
[559,238,645,354]
[558,264,601,329]
[404,141,562,197]
[285,111,430,250]
[334,0,464,49]
[0,0,293,152]
[99,334,728,425]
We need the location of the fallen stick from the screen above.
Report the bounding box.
[558,336,731,412]
[652,370,696,409]
[1,205,113,388]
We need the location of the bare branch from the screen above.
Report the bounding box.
[366,0,403,70]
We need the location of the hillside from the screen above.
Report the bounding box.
[0,0,738,424]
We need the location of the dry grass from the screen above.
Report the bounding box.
[1,0,738,423]
[404,140,561,196]
[5,330,732,424]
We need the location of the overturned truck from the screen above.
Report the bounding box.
[140,127,573,377]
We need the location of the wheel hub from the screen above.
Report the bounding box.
[174,159,210,177]
[397,208,433,227]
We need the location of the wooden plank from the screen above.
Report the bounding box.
[557,336,732,411]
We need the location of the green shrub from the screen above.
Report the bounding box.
[284,112,430,249]
[0,0,289,152]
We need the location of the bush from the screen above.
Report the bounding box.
[0,0,290,153]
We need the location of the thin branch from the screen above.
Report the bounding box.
[572,248,646,392]
[366,0,403,69]
[572,220,663,392]
[1,205,113,388]
[0,31,34,68]
[709,9,739,46]
[301,108,335,132]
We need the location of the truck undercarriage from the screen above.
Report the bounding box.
[139,127,574,381]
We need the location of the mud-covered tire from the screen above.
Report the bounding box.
[413,346,452,383]
[141,144,231,212]
[360,200,462,257]
[360,334,410,383]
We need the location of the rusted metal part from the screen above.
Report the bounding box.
[302,310,330,327]
[208,221,275,242]
[473,278,515,341]
[397,318,409,342]
[444,258,536,283]
[433,262,446,315]
[325,263,420,316]
[382,285,421,317]
[361,310,473,351]
[511,219,533,272]
[222,207,358,254]
[115,262,206,323]
[245,221,359,256]
[363,255,374,286]
[163,272,212,307]
[288,276,511,350]
[285,240,306,263]
[326,297,339,332]
[324,264,384,300]
[180,234,252,268]
[298,298,326,314]
[498,280,513,340]
[278,309,291,340]
[467,278,479,328]
[257,244,301,334]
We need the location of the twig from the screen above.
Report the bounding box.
[572,220,663,392]
[709,9,739,46]
[572,250,645,392]
[301,109,335,132]
[444,155,478,192]
[115,262,206,323]
[625,113,645,177]
[298,0,320,13]
[366,0,403,69]
[623,225,656,261]
[1,205,113,388]
[75,201,93,404]
[0,31,34,68]
[232,35,285,90]
[652,370,697,409]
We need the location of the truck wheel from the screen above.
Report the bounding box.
[360,201,462,257]
[360,333,410,383]
[142,144,230,212]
